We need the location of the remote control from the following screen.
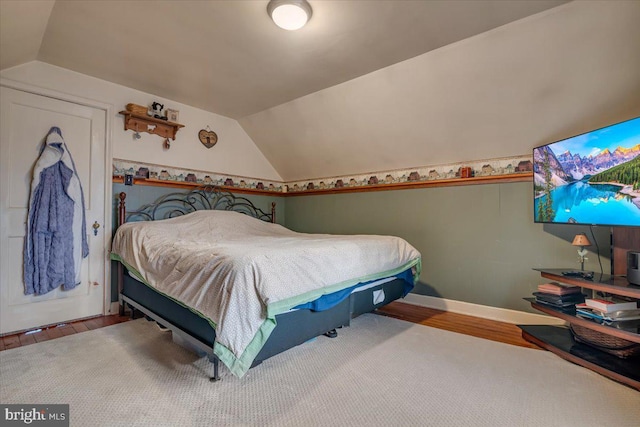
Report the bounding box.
[561,271,594,280]
[561,271,583,276]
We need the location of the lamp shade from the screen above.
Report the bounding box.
[572,233,592,247]
[267,0,312,31]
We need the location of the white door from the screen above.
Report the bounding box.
[0,86,106,334]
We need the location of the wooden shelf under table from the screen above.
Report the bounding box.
[520,325,640,391]
[522,268,640,391]
[535,268,640,299]
[525,298,640,343]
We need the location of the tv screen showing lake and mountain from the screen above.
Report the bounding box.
[533,117,640,227]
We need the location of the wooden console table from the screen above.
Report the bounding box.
[520,268,640,390]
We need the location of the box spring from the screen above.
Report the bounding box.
[122,274,407,367]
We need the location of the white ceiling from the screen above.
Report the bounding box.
[240,1,640,181]
[3,1,640,183]
[1,0,566,119]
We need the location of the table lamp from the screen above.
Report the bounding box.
[572,233,592,271]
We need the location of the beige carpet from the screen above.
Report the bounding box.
[1,314,638,426]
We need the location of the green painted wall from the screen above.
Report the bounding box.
[283,182,611,314]
[111,181,612,313]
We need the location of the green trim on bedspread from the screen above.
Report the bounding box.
[214,318,278,377]
[266,257,421,317]
[229,257,422,377]
[110,253,217,331]
[111,252,421,378]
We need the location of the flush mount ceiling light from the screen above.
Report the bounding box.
[267,0,312,31]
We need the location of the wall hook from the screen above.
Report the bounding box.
[133,124,141,140]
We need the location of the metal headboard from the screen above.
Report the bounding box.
[117,185,276,226]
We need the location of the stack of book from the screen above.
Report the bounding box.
[533,282,585,310]
[576,298,640,322]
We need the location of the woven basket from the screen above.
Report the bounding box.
[570,324,640,359]
[126,103,148,116]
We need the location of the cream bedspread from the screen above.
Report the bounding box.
[111,210,421,377]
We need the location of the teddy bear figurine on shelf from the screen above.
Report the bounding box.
[149,102,167,120]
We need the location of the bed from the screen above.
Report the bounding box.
[111,186,421,380]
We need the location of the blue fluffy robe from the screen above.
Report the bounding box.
[24,128,88,295]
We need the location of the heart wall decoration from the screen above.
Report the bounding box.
[198,127,218,149]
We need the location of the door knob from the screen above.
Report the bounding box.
[92,221,100,236]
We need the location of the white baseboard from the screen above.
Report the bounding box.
[109,302,120,315]
[402,293,566,326]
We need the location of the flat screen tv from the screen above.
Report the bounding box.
[533,116,640,227]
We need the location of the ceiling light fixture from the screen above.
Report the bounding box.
[267,0,312,31]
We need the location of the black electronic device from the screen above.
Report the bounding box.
[561,270,594,280]
[533,116,640,227]
[628,251,640,286]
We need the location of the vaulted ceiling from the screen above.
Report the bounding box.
[3,1,640,182]
[1,0,566,118]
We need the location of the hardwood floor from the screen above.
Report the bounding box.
[0,301,539,352]
[375,301,541,350]
[0,314,130,351]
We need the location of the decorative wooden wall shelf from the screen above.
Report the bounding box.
[119,110,185,140]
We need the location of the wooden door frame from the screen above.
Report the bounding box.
[0,77,114,316]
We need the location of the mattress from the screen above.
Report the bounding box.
[111,210,421,376]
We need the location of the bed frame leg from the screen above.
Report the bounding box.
[209,355,221,382]
[129,304,137,319]
[323,329,338,338]
[119,302,125,316]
